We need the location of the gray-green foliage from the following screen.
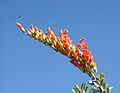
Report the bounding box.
[72,83,89,93]
[72,73,113,93]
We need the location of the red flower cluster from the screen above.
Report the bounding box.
[16,22,97,76]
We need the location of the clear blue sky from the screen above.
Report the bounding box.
[0,0,120,93]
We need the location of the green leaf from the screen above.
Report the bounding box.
[93,81,99,87]
[88,81,94,85]
[99,73,104,82]
[106,87,113,93]
[85,86,88,93]
[93,66,97,73]
[80,83,85,91]
[93,87,99,92]
[102,82,108,89]
[108,87,113,92]
[103,91,107,93]
[90,87,99,93]
[100,79,104,85]
[72,89,76,93]
[75,84,79,89]
[72,87,79,93]
[106,87,110,93]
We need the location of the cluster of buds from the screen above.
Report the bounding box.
[16,22,97,76]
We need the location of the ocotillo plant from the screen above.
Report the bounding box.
[16,22,112,93]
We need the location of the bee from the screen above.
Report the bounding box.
[18,15,21,18]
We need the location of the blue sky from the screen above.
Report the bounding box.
[0,0,120,93]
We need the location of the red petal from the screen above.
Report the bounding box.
[79,38,84,43]
[47,27,51,35]
[16,22,22,29]
[77,43,81,49]
[60,30,63,38]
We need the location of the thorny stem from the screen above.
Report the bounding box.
[91,72,96,80]
[91,72,104,93]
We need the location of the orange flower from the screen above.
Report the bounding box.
[47,27,51,36]
[82,49,90,56]
[16,22,97,75]
[70,50,78,59]
[16,22,25,32]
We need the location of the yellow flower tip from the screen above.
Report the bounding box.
[93,63,97,72]
[26,29,31,35]
[47,26,51,35]
[59,29,63,37]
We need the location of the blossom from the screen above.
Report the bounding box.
[16,22,25,32]
[16,22,97,76]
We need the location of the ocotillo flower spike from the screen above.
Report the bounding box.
[16,22,97,76]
